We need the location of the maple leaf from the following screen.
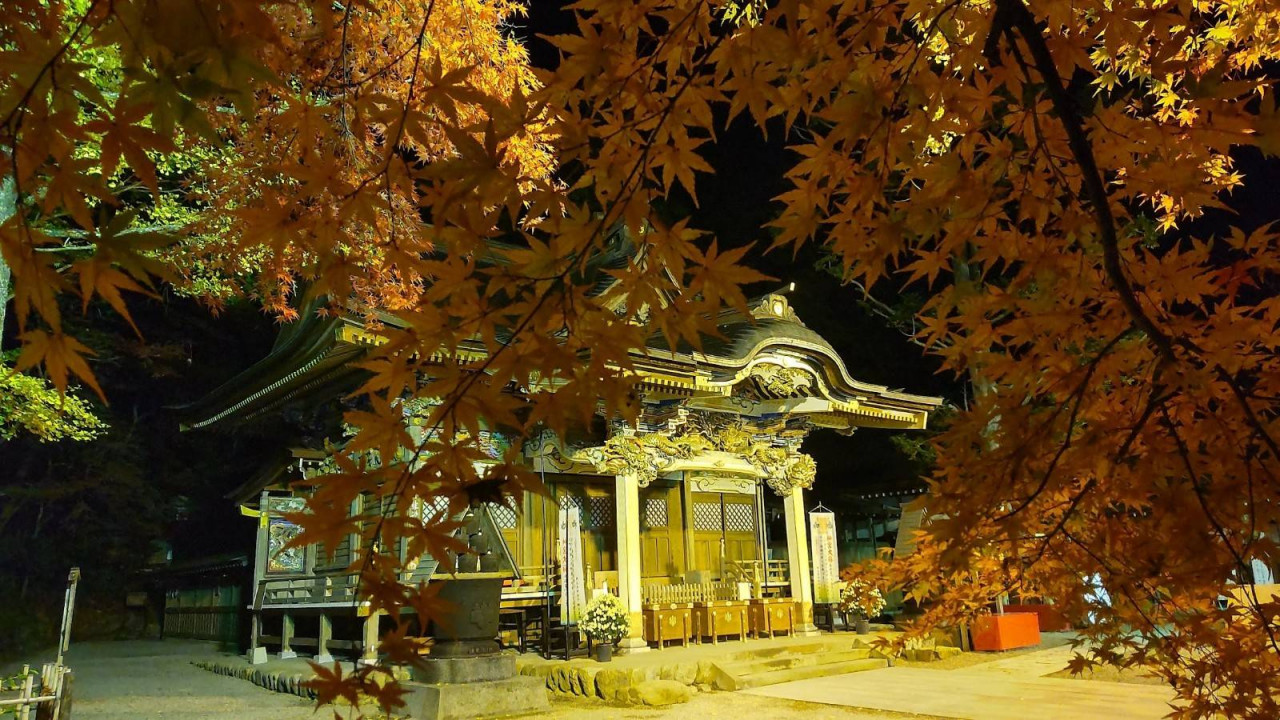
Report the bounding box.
[303,661,361,709]
[14,330,103,401]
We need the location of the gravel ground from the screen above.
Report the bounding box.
[1043,664,1167,686]
[7,640,945,720]
[895,631,1077,671]
[16,640,318,720]
[547,693,948,720]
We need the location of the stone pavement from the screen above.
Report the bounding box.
[744,644,1175,720]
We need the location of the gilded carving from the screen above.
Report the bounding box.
[749,293,803,325]
[764,452,817,496]
[585,414,816,493]
[581,430,713,486]
[750,363,815,398]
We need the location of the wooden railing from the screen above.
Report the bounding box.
[642,582,738,604]
[0,664,71,720]
[724,559,790,592]
[2,569,78,719]
[254,570,361,609]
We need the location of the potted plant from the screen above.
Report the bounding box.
[839,578,886,635]
[580,593,629,662]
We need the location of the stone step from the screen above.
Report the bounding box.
[713,642,840,664]
[725,657,888,691]
[719,648,873,677]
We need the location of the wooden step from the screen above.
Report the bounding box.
[713,641,837,665]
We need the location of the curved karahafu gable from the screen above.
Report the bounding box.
[634,291,942,432]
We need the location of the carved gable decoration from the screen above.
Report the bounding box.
[577,415,816,493]
[745,362,816,400]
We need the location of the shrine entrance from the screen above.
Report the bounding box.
[640,483,685,581]
[555,481,617,578]
[690,491,760,580]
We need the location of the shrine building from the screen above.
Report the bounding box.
[181,262,941,660]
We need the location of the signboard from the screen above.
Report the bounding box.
[895,496,929,557]
[267,517,305,573]
[808,510,841,604]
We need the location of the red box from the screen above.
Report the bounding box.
[970,612,1040,651]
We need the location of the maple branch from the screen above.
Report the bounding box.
[999,0,1280,484]
[872,0,966,180]
[0,0,104,133]
[349,28,733,631]
[1056,527,1231,704]
[341,0,437,203]
[994,330,1125,522]
[1161,407,1280,660]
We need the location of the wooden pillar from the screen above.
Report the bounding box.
[247,490,270,664]
[615,473,648,651]
[360,611,381,666]
[782,486,817,633]
[279,613,297,659]
[316,613,333,664]
[248,613,267,664]
[681,474,696,578]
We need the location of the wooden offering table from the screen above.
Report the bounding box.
[642,602,694,649]
[693,600,750,644]
[748,597,795,638]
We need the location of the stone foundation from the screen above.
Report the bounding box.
[403,674,548,720]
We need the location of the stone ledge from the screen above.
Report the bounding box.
[193,659,318,700]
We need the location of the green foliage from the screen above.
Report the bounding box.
[0,365,105,442]
[0,666,34,691]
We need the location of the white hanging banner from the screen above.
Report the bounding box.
[558,502,588,624]
[809,511,841,604]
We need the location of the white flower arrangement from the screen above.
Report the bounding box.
[839,578,886,619]
[579,593,630,645]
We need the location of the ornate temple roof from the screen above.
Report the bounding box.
[176,227,941,432]
[635,289,940,429]
[178,286,941,434]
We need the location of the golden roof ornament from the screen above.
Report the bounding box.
[749,291,804,325]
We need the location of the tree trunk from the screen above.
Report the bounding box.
[0,174,14,349]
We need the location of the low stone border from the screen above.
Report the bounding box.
[193,660,318,701]
[515,656,705,705]
[898,637,964,662]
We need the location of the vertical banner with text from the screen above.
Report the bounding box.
[558,502,588,624]
[809,510,841,604]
